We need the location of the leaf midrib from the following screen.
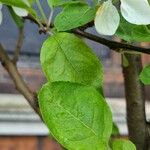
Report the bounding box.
[55,102,98,137]
[53,36,82,81]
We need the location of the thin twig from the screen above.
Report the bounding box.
[23,15,41,26]
[13,26,24,64]
[23,16,150,55]
[147,122,150,144]
[35,0,47,22]
[47,9,54,28]
[73,29,150,54]
[0,44,41,118]
[46,9,54,34]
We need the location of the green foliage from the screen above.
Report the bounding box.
[28,0,35,5]
[47,0,72,8]
[112,139,136,150]
[94,0,150,36]
[93,0,99,6]
[0,0,36,17]
[47,0,86,8]
[40,32,103,89]
[112,123,120,136]
[116,16,150,42]
[139,64,150,85]
[8,7,24,28]
[54,3,96,31]
[38,81,112,150]
[0,0,144,149]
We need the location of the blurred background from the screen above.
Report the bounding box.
[0,1,150,150]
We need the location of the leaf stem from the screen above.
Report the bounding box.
[46,9,54,35]
[47,9,54,28]
[35,0,47,22]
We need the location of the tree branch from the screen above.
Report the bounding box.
[23,16,150,55]
[122,54,149,149]
[147,122,150,147]
[13,26,24,64]
[73,30,150,54]
[0,44,41,117]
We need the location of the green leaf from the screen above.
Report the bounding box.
[12,7,28,17]
[38,81,112,150]
[94,0,120,35]
[40,32,103,89]
[54,3,96,31]
[112,123,120,136]
[29,0,35,5]
[0,0,36,17]
[12,0,30,17]
[120,0,150,25]
[47,0,72,8]
[93,0,99,6]
[139,64,150,85]
[8,7,24,28]
[112,139,136,150]
[47,0,86,8]
[116,16,150,42]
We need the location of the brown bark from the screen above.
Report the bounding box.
[122,54,149,150]
[0,44,41,117]
[24,15,150,55]
[13,26,24,64]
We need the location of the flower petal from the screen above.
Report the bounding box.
[121,0,150,25]
[94,0,120,35]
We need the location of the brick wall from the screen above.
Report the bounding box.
[0,137,62,150]
[0,53,149,98]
